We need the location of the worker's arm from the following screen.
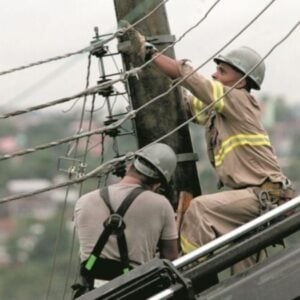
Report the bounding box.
[158,238,179,261]
[152,53,180,79]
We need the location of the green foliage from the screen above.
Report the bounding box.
[1,94,300,299]
[1,212,78,300]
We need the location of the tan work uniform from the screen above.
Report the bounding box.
[177,60,291,273]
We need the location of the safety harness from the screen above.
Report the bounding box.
[72,186,144,298]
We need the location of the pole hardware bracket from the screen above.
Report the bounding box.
[146,34,176,45]
[57,157,87,179]
[97,79,114,97]
[177,153,199,163]
[90,26,109,58]
[103,118,120,137]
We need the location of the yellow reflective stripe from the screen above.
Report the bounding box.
[192,96,204,111]
[215,134,271,167]
[192,97,208,124]
[211,80,224,112]
[180,234,198,254]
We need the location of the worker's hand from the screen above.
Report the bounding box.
[117,20,146,59]
[117,20,158,62]
[144,42,158,62]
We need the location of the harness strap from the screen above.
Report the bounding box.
[84,186,144,275]
[101,187,113,214]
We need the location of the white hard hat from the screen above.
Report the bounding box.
[134,143,177,183]
[214,46,265,90]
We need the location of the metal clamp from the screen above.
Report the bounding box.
[176,153,199,163]
[146,34,176,45]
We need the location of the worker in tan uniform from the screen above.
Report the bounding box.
[120,26,295,274]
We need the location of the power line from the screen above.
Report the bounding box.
[134,0,277,115]
[138,0,223,70]
[144,20,300,150]
[0,70,138,119]
[0,0,169,78]
[0,111,135,161]
[45,53,94,300]
[2,0,296,205]
[0,0,221,119]
[0,0,279,161]
[0,154,133,204]
[2,17,297,206]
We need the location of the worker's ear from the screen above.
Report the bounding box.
[235,77,247,89]
[151,182,161,192]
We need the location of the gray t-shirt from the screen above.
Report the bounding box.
[74,183,178,266]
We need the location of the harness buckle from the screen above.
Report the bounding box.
[104,213,125,231]
[258,190,277,214]
[282,178,292,190]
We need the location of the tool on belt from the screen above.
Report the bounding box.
[252,178,295,261]
[255,178,295,216]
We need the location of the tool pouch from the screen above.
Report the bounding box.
[254,179,295,216]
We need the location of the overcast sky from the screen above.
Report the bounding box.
[0,0,299,112]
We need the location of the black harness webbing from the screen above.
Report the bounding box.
[83,186,144,277]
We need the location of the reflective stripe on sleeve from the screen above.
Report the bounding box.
[191,80,224,124]
[192,97,208,125]
[211,80,224,112]
[215,134,271,167]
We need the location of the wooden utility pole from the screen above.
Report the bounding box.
[113,0,201,214]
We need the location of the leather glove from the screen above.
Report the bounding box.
[144,42,158,62]
[117,20,158,62]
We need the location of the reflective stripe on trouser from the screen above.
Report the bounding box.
[180,188,263,274]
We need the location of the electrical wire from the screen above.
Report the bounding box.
[0,154,134,204]
[133,0,277,115]
[0,75,134,119]
[0,0,169,78]
[0,0,290,198]
[0,0,220,119]
[0,0,279,162]
[46,54,94,300]
[0,111,135,161]
[0,2,288,298]
[0,19,298,205]
[141,20,300,151]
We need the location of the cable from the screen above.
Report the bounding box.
[62,51,90,114]
[0,0,278,161]
[140,20,300,150]
[2,1,299,201]
[1,17,298,208]
[0,154,133,204]
[0,0,168,78]
[0,68,139,119]
[128,0,169,29]
[46,54,94,300]
[0,0,220,119]
[0,110,135,161]
[0,0,278,162]
[45,187,71,300]
[134,0,277,114]
[1,55,84,108]
[137,0,223,70]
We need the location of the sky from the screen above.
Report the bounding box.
[0,0,299,113]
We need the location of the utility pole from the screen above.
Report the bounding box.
[113,0,201,218]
